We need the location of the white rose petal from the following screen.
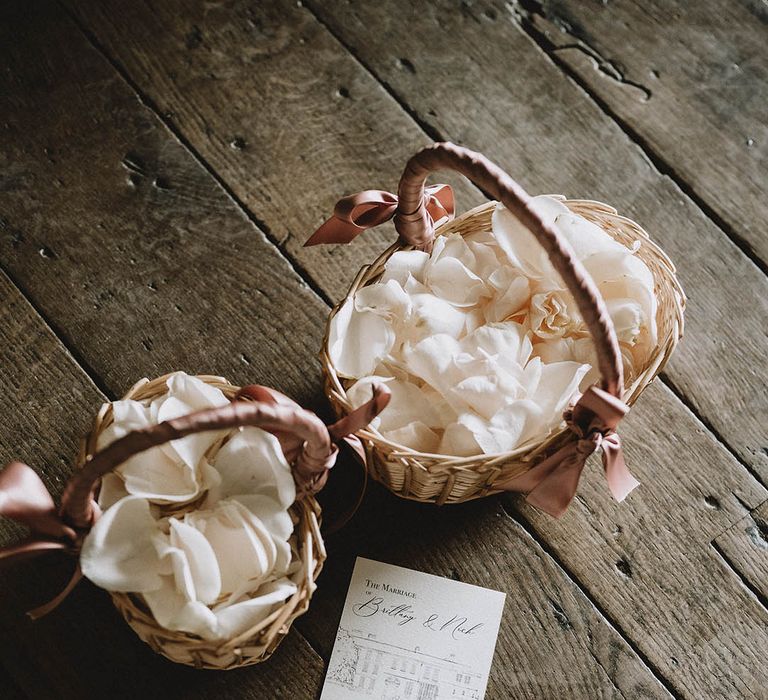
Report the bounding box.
[439,421,482,457]
[168,518,221,605]
[354,279,412,320]
[334,195,657,458]
[329,298,396,377]
[382,421,441,453]
[184,500,277,595]
[80,496,164,593]
[381,250,430,285]
[207,428,295,509]
[347,376,442,431]
[402,293,467,344]
[212,578,298,641]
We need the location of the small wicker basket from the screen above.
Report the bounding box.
[321,143,685,506]
[74,374,326,669]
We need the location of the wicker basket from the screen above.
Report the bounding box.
[73,374,327,669]
[321,143,685,506]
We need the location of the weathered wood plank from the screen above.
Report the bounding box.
[713,500,768,605]
[59,2,768,694]
[512,381,768,699]
[1,0,328,408]
[518,0,768,269]
[0,273,326,699]
[0,1,674,696]
[308,489,672,699]
[68,0,768,486]
[63,0,483,304]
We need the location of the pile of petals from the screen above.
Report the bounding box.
[80,372,301,642]
[331,196,657,456]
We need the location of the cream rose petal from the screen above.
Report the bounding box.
[403,334,462,390]
[402,293,467,343]
[381,250,430,285]
[142,577,219,639]
[347,376,442,431]
[438,421,482,457]
[355,279,412,320]
[492,197,569,278]
[485,275,530,323]
[212,578,298,641]
[80,496,164,593]
[208,427,295,509]
[169,518,221,605]
[425,256,486,307]
[329,298,396,377]
[382,421,441,453]
[186,501,276,595]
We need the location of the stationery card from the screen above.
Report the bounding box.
[320,558,506,699]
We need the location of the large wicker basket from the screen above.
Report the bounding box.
[321,143,685,506]
[74,374,327,669]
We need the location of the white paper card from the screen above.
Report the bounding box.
[320,557,506,699]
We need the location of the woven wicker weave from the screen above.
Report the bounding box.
[76,374,326,669]
[321,144,685,505]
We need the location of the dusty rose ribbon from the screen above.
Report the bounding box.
[495,386,639,517]
[0,385,390,617]
[304,184,454,246]
[0,461,89,618]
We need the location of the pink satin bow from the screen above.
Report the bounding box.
[496,386,639,517]
[0,384,390,617]
[0,460,92,618]
[304,184,455,246]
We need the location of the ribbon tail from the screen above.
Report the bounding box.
[602,438,639,503]
[341,434,367,466]
[525,454,588,518]
[321,435,370,536]
[0,539,70,566]
[494,443,587,518]
[328,383,391,442]
[304,216,364,246]
[28,564,83,620]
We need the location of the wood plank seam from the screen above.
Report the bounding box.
[301,0,768,493]
[710,540,768,614]
[501,499,682,698]
[58,0,765,539]
[661,374,767,492]
[59,0,336,311]
[0,276,331,683]
[0,262,113,400]
[506,0,768,279]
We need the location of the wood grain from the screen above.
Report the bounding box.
[0,0,328,409]
[520,0,768,269]
[308,487,672,698]
[68,0,768,486]
[0,0,675,696]
[0,273,326,699]
[63,0,484,304]
[512,381,768,699]
[53,11,768,691]
[713,500,768,605]
[3,3,766,697]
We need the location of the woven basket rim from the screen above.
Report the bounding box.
[321,197,685,475]
[78,372,326,669]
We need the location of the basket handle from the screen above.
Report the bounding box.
[394,142,624,397]
[60,400,335,529]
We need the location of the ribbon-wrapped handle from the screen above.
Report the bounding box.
[0,381,390,615]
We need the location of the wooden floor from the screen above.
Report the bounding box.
[1,1,766,698]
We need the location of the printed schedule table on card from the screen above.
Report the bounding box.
[320,558,505,700]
